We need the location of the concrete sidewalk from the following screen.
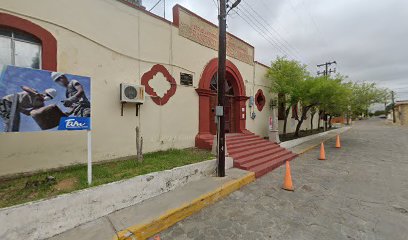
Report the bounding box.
[283,127,351,154]
[48,168,254,240]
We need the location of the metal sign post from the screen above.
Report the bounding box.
[87,130,92,185]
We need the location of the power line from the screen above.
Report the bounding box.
[236,7,295,57]
[232,9,291,57]
[211,0,219,13]
[148,0,162,12]
[240,1,306,62]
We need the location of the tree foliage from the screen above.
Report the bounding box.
[266,56,389,137]
[266,56,308,134]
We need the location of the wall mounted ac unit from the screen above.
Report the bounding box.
[120,83,145,103]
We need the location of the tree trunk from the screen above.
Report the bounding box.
[294,118,304,137]
[283,106,291,135]
[328,115,333,129]
[310,112,315,132]
[294,106,310,137]
[318,110,323,130]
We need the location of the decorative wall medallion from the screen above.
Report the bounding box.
[141,64,177,105]
[255,89,266,111]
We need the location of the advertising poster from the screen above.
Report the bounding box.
[0,65,91,133]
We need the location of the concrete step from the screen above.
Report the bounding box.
[226,134,260,143]
[227,138,267,149]
[232,145,284,164]
[226,131,298,178]
[250,153,297,178]
[240,150,293,170]
[234,148,288,168]
[228,141,277,155]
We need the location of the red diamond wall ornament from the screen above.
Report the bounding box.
[141,64,177,106]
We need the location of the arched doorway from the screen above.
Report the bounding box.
[209,72,237,134]
[195,58,249,149]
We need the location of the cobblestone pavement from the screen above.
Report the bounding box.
[157,118,408,240]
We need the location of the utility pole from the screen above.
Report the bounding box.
[392,91,396,123]
[317,61,337,79]
[217,0,227,177]
[317,61,337,130]
[216,0,240,177]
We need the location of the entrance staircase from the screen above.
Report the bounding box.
[204,133,298,178]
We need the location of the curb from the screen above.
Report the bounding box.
[114,172,256,240]
[295,127,352,155]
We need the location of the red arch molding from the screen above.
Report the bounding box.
[0,12,57,71]
[195,58,250,149]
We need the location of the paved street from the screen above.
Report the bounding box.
[158,118,408,240]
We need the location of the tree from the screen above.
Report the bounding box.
[266,56,308,134]
[348,82,388,119]
[319,75,351,128]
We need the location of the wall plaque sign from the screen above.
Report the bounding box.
[180,73,193,86]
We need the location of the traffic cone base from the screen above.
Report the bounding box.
[319,142,326,160]
[336,135,341,148]
[282,161,294,191]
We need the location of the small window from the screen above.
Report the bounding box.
[0,28,41,69]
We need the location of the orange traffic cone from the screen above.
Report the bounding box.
[335,135,341,148]
[318,142,326,160]
[282,161,294,191]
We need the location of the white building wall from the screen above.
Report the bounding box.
[0,0,285,176]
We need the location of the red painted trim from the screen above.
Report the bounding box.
[195,58,248,148]
[0,12,57,71]
[198,58,246,95]
[141,64,177,106]
[255,89,266,111]
[172,5,255,51]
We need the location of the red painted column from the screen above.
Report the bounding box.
[195,89,214,148]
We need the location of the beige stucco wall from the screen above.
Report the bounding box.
[395,104,408,125]
[0,0,284,176]
[278,104,322,134]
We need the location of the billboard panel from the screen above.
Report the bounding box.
[0,65,91,132]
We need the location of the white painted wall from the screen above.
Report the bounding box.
[0,0,295,176]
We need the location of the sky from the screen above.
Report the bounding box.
[144,0,408,102]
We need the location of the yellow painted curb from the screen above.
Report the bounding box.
[113,172,256,240]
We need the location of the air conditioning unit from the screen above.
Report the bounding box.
[120,83,145,103]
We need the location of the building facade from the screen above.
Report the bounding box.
[0,0,319,177]
[394,101,408,126]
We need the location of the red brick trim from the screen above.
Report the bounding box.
[255,89,266,111]
[172,5,255,51]
[0,12,57,71]
[141,64,177,106]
